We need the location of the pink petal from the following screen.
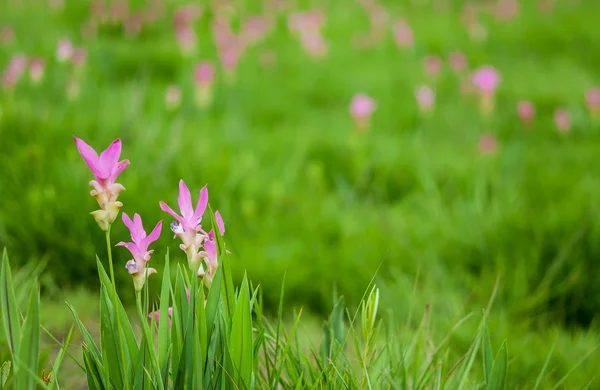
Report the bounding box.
[159,201,184,224]
[110,159,130,182]
[115,241,141,258]
[193,186,209,223]
[204,239,217,262]
[122,212,135,235]
[214,210,225,235]
[167,307,173,316]
[133,213,146,240]
[74,136,102,177]
[177,180,194,220]
[98,139,122,178]
[142,220,162,248]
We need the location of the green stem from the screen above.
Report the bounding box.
[105,225,129,388]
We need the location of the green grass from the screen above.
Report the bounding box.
[1,0,600,387]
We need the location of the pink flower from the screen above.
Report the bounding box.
[72,47,87,68]
[424,55,442,77]
[175,25,196,53]
[350,94,376,130]
[493,0,519,21]
[197,211,225,286]
[110,0,129,22]
[194,62,214,86]
[554,108,571,134]
[74,137,130,230]
[415,85,435,113]
[160,180,209,272]
[165,85,182,110]
[392,20,414,49]
[56,39,73,62]
[149,288,190,328]
[449,51,467,73]
[28,57,46,84]
[585,87,600,115]
[478,133,498,155]
[2,54,27,90]
[472,66,500,94]
[516,100,535,126]
[117,213,162,291]
[299,31,328,57]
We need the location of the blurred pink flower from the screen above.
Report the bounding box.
[1,53,27,90]
[110,0,129,22]
[56,39,73,62]
[218,46,242,75]
[478,133,498,155]
[194,62,214,86]
[449,51,467,73]
[73,137,130,230]
[554,108,571,134]
[585,87,600,116]
[472,66,500,114]
[124,12,144,36]
[460,4,478,27]
[28,57,46,84]
[165,85,182,110]
[516,100,535,126]
[173,4,202,27]
[72,47,87,68]
[424,55,443,77]
[149,288,191,328]
[117,213,162,291]
[90,0,108,21]
[494,0,519,21]
[350,94,376,130]
[1,26,14,45]
[241,16,273,46]
[416,85,435,113]
[299,31,328,57]
[287,10,325,34]
[175,25,196,54]
[392,20,414,49]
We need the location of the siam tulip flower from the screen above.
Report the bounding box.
[28,57,46,84]
[197,211,226,287]
[175,25,196,54]
[72,47,87,69]
[1,53,27,90]
[0,26,14,46]
[299,31,328,58]
[165,85,182,110]
[160,180,209,273]
[478,133,498,155]
[449,51,468,73]
[392,20,414,49]
[149,288,191,328]
[516,100,535,126]
[218,45,243,79]
[554,108,571,134]
[90,0,108,22]
[585,87,600,119]
[493,0,519,22]
[194,61,215,107]
[56,39,73,62]
[74,137,130,230]
[415,85,435,113]
[350,94,376,131]
[424,55,443,78]
[241,16,273,46]
[110,0,129,23]
[116,213,162,291]
[471,65,500,114]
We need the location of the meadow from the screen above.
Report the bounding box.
[2,0,600,388]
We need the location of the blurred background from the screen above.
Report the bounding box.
[2,0,600,386]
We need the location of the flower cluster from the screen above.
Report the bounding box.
[160,180,225,287]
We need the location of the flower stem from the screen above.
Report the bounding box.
[105,225,117,296]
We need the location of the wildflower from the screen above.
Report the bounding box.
[1,54,27,91]
[165,85,182,110]
[71,47,87,69]
[516,100,535,126]
[478,133,498,155]
[29,57,46,84]
[449,51,467,73]
[194,62,215,107]
[149,288,190,328]
[424,55,443,78]
[175,25,196,54]
[554,108,571,134]
[393,20,414,49]
[471,65,500,114]
[74,137,130,231]
[56,39,73,63]
[197,211,225,287]
[585,87,600,119]
[415,85,435,113]
[116,213,162,291]
[159,180,209,273]
[350,94,376,131]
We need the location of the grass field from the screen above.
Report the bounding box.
[2,0,600,387]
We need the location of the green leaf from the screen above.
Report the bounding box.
[158,253,171,372]
[99,286,124,389]
[47,325,75,390]
[82,346,106,390]
[1,361,11,388]
[17,283,40,390]
[482,315,494,386]
[229,275,253,387]
[487,340,508,390]
[1,249,21,361]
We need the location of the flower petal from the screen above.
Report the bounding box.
[121,212,135,235]
[74,136,102,177]
[178,180,194,220]
[193,185,209,223]
[142,220,162,249]
[133,213,146,240]
[98,139,122,178]
[116,241,141,259]
[110,159,130,183]
[159,201,184,224]
[215,210,225,235]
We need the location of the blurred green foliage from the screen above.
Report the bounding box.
[1,0,600,386]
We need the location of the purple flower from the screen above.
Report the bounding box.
[116,213,162,291]
[74,137,130,230]
[471,66,500,94]
[415,85,435,113]
[517,100,535,126]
